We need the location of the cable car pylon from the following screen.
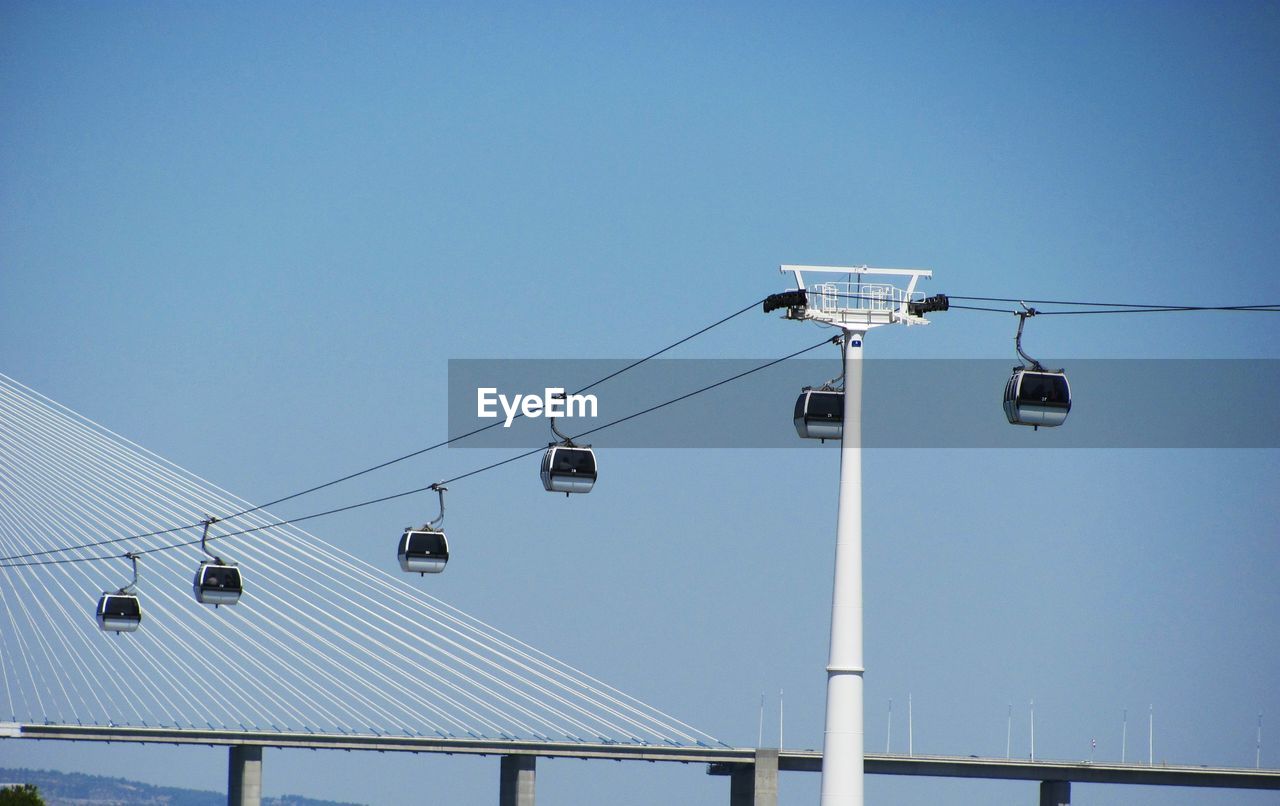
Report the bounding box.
[767,265,944,806]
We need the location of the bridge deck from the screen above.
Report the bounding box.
[7,723,1278,790]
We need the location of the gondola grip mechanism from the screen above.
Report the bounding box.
[906,294,949,317]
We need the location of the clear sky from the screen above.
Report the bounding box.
[2,2,1278,804]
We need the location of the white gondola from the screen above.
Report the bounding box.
[398,483,449,574]
[1004,368,1071,428]
[192,517,243,606]
[541,444,597,494]
[96,592,141,633]
[193,561,243,606]
[794,388,844,441]
[397,528,449,574]
[97,553,142,633]
[1004,307,1071,429]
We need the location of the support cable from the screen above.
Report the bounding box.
[0,384,727,743]
[0,504,107,722]
[949,294,1280,310]
[0,337,831,568]
[0,301,765,564]
[245,519,702,741]
[2,376,721,742]
[815,289,1279,314]
[6,283,1274,568]
[0,469,271,729]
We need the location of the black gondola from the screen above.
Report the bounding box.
[541,444,597,494]
[1004,307,1071,429]
[1003,369,1071,428]
[398,483,449,574]
[541,392,596,495]
[97,553,142,633]
[192,517,243,606]
[96,592,141,633]
[397,528,449,574]
[194,561,243,606]
[794,388,844,441]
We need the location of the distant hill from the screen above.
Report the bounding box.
[0,769,365,806]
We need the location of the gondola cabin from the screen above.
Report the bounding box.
[793,389,844,441]
[1003,368,1071,428]
[96,593,141,633]
[541,445,597,494]
[193,561,243,606]
[398,528,449,574]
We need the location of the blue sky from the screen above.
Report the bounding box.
[2,2,1278,804]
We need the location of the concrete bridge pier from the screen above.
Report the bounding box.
[228,745,263,806]
[1040,779,1070,805]
[728,749,779,806]
[499,754,536,806]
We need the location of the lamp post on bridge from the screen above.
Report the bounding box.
[768,265,945,806]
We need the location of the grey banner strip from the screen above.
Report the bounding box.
[447,359,1279,449]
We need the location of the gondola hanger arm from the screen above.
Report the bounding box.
[822,337,845,390]
[198,515,222,562]
[426,483,446,531]
[121,552,140,593]
[1014,305,1046,371]
[547,391,576,446]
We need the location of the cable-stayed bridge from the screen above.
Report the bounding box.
[2,371,1278,806]
[0,370,723,744]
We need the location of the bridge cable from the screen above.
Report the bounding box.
[0,385,726,742]
[0,409,706,747]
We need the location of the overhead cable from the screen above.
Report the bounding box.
[0,336,832,569]
[0,298,766,566]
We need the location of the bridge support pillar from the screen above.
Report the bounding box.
[1040,780,1070,806]
[228,745,263,806]
[499,754,536,806]
[729,749,779,806]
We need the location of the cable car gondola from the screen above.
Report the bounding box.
[1003,307,1071,429]
[398,484,449,574]
[794,387,844,441]
[541,444,597,494]
[1004,369,1071,428]
[96,553,142,633]
[192,517,242,606]
[97,593,141,633]
[540,392,596,495]
[194,561,243,606]
[398,529,449,574]
[794,351,845,441]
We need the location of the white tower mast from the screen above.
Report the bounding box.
[771,265,940,806]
